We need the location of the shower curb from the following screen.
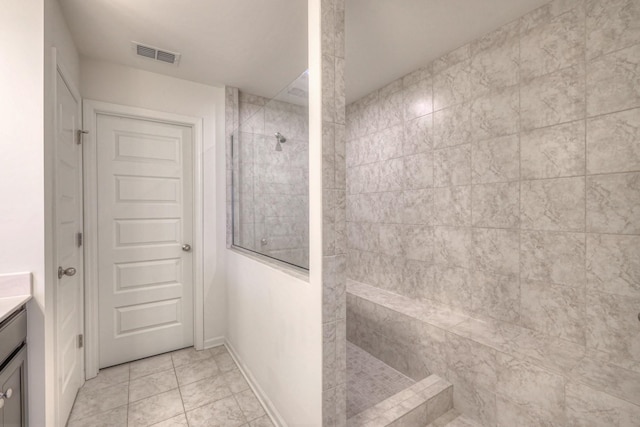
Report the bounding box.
[347,374,453,427]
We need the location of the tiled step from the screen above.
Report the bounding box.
[426,409,484,427]
[347,375,453,427]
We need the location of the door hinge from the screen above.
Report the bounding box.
[76,232,83,247]
[78,334,84,348]
[76,129,88,145]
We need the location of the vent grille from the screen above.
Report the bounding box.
[132,42,181,66]
[156,50,176,64]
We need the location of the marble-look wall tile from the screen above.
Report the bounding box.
[433,103,472,149]
[433,60,472,111]
[470,33,519,97]
[520,6,585,81]
[470,86,520,140]
[520,64,585,130]
[586,0,640,60]
[586,290,640,365]
[448,373,497,427]
[473,228,519,276]
[403,114,433,155]
[521,231,585,288]
[403,77,433,121]
[379,83,404,130]
[586,44,640,117]
[434,226,472,268]
[586,234,640,297]
[434,144,471,187]
[496,394,565,427]
[586,172,640,234]
[379,224,404,257]
[521,177,586,231]
[402,189,434,225]
[472,182,520,228]
[403,225,434,262]
[472,270,521,323]
[446,333,498,389]
[433,186,471,227]
[433,44,470,74]
[433,266,473,311]
[566,381,640,427]
[403,152,434,189]
[496,354,566,426]
[521,280,586,344]
[586,108,640,175]
[521,121,585,179]
[471,134,519,184]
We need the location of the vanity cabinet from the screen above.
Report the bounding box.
[0,307,27,427]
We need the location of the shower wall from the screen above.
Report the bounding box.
[346,0,639,424]
[234,91,309,268]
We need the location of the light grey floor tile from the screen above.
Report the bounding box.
[69,382,129,422]
[171,347,213,368]
[129,369,178,403]
[249,415,275,427]
[180,375,233,411]
[130,354,174,380]
[175,357,221,386]
[209,345,229,357]
[128,389,185,427]
[235,389,266,421]
[214,352,238,373]
[81,364,129,393]
[186,395,247,427]
[222,369,250,394]
[67,404,128,427]
[150,413,189,427]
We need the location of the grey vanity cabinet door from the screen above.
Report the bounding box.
[0,346,27,427]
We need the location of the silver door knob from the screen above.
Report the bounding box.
[0,388,12,399]
[182,244,191,252]
[58,266,77,279]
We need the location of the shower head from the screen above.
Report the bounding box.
[274,132,286,151]
[275,132,287,143]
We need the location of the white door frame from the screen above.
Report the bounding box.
[82,100,205,378]
[51,47,84,426]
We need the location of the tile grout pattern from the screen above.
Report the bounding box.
[67,346,274,427]
[345,0,640,425]
[231,90,310,269]
[321,0,348,425]
[346,342,415,418]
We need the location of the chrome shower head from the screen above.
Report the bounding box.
[274,132,286,151]
[275,132,286,143]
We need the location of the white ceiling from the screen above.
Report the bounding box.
[59,0,308,99]
[59,0,549,103]
[345,0,549,102]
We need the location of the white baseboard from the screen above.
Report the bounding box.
[203,336,225,349]
[225,339,286,427]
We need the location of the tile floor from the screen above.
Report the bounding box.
[67,345,274,427]
[346,342,416,418]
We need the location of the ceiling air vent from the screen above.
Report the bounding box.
[132,42,181,65]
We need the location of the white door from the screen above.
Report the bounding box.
[54,71,84,426]
[96,114,194,368]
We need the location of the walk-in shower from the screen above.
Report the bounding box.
[229,70,309,269]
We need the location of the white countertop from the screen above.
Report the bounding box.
[0,272,32,323]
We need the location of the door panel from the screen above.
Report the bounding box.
[97,115,193,368]
[54,71,84,426]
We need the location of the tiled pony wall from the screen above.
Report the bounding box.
[345,0,640,425]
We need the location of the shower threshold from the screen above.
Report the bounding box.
[347,342,416,418]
